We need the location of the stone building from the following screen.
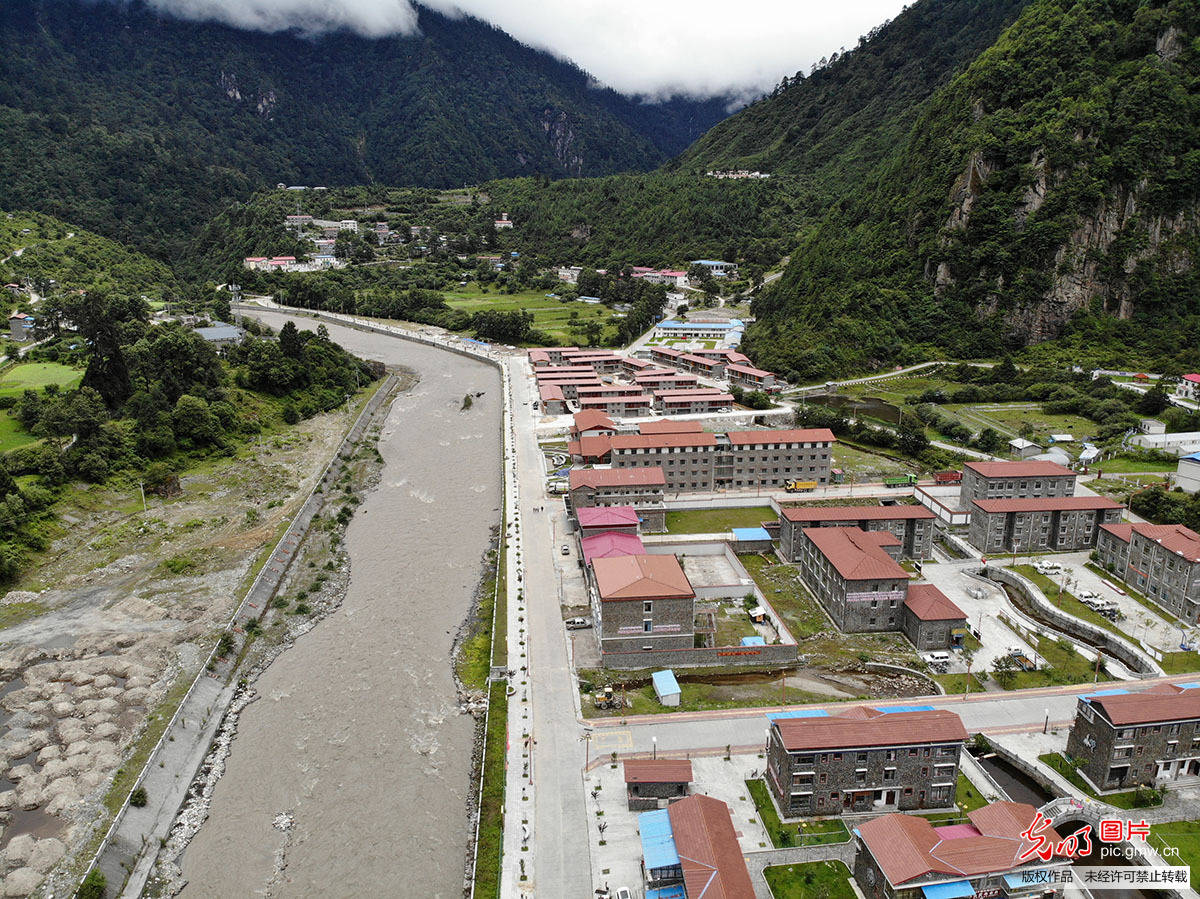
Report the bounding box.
[779,505,936,561]
[623,759,693,810]
[853,801,1071,899]
[1096,522,1200,623]
[797,527,909,634]
[766,707,967,816]
[591,554,695,656]
[967,496,1123,554]
[568,467,666,531]
[959,460,1077,509]
[900,584,968,651]
[1065,683,1200,790]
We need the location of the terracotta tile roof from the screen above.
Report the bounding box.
[725,428,835,445]
[781,505,934,522]
[573,436,612,461]
[858,802,1060,886]
[623,759,693,784]
[679,353,723,367]
[634,368,688,380]
[610,433,718,450]
[639,420,704,435]
[572,410,616,432]
[667,795,755,899]
[903,584,966,622]
[577,506,640,529]
[725,363,774,378]
[575,385,648,395]
[774,708,966,751]
[538,384,564,401]
[579,396,652,407]
[592,554,693,601]
[581,531,646,563]
[971,496,1123,513]
[1089,688,1200,726]
[964,460,1075,478]
[650,346,685,357]
[1099,522,1134,542]
[652,388,731,397]
[801,527,908,581]
[569,467,666,489]
[1128,522,1200,563]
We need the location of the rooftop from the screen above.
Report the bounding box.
[668,795,755,899]
[639,420,704,435]
[568,467,666,489]
[592,554,694,601]
[581,531,646,564]
[971,496,1123,513]
[576,506,640,529]
[610,433,718,450]
[725,428,836,445]
[624,758,693,784]
[904,584,967,622]
[781,504,935,523]
[1098,521,1200,561]
[1088,684,1200,725]
[725,363,774,377]
[801,526,908,581]
[774,707,967,752]
[964,460,1075,479]
[572,410,616,432]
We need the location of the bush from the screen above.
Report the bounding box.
[129,786,148,807]
[77,869,106,899]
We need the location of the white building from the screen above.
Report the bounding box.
[1008,438,1042,459]
[1176,453,1200,493]
[494,212,514,229]
[690,259,738,279]
[1179,375,1200,400]
[1130,430,1200,456]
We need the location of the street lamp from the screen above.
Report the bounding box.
[1043,708,1050,734]
[652,736,657,760]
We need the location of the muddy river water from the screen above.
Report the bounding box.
[180,313,502,897]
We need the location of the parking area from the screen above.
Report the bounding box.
[584,753,772,898]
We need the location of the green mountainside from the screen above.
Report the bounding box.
[671,0,1031,200]
[745,0,1199,380]
[0,0,730,260]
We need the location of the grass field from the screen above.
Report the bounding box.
[0,413,39,453]
[1014,565,1135,643]
[763,861,856,899]
[1150,820,1200,870]
[747,779,850,848]
[936,673,985,695]
[831,443,912,481]
[1091,455,1179,474]
[581,677,828,718]
[665,506,774,534]
[442,283,618,343]
[1038,753,1162,809]
[740,554,827,639]
[0,362,82,397]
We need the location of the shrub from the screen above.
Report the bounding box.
[77,869,106,899]
[129,786,148,807]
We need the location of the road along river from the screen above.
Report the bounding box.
[179,312,502,897]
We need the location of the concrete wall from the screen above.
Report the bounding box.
[602,642,799,670]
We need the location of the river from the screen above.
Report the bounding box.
[179,313,503,897]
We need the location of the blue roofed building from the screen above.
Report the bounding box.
[1176,451,1200,493]
[639,795,754,898]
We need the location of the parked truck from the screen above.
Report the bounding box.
[933,470,962,485]
[784,480,818,493]
[883,474,919,488]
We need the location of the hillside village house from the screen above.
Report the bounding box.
[690,259,738,278]
[1095,521,1200,622]
[766,707,968,816]
[1176,452,1200,493]
[1065,683,1200,790]
[1178,374,1200,401]
[853,801,1072,899]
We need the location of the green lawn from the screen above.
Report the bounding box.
[764,861,856,899]
[1014,565,1134,642]
[665,506,774,534]
[942,403,1096,447]
[995,621,1103,689]
[1091,455,1179,474]
[740,554,827,639]
[956,773,989,811]
[746,780,849,848]
[442,283,618,343]
[1038,753,1162,809]
[473,682,507,898]
[1150,820,1200,870]
[830,442,911,480]
[0,413,39,453]
[936,673,985,695]
[1159,651,1200,674]
[0,362,82,396]
[582,677,828,719]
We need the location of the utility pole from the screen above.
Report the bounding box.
[230,283,242,327]
[138,481,147,513]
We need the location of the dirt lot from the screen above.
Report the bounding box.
[0,403,363,891]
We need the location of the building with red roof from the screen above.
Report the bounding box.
[570,409,616,439]
[591,554,695,654]
[1178,373,1200,401]
[623,758,693,810]
[1096,520,1200,622]
[960,460,1077,509]
[853,801,1068,899]
[779,504,937,561]
[640,795,754,899]
[797,526,911,635]
[767,707,968,817]
[900,584,968,651]
[569,467,666,531]
[576,505,640,534]
[968,495,1124,554]
[580,531,646,564]
[639,419,705,435]
[1067,683,1200,789]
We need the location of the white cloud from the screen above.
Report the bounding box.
[138,0,911,98]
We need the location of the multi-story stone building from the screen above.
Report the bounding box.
[653,389,734,415]
[608,433,720,491]
[635,371,700,391]
[900,584,969,651]
[1096,522,1200,623]
[568,467,666,531]
[766,707,967,816]
[796,527,909,634]
[577,395,654,417]
[779,505,937,561]
[959,460,1077,509]
[1065,683,1200,790]
[591,553,695,656]
[854,801,1071,899]
[725,363,776,391]
[968,496,1124,554]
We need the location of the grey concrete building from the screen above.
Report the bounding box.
[1065,684,1200,790]
[797,527,909,634]
[779,505,936,561]
[959,460,1077,510]
[766,707,967,816]
[1096,522,1200,623]
[568,467,666,531]
[967,496,1124,555]
[900,584,968,651]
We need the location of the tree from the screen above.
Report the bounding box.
[279,320,303,359]
[1136,381,1171,416]
[896,416,930,457]
[65,288,146,408]
[172,395,222,445]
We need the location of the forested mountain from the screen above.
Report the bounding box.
[0,0,731,260]
[744,0,1199,381]
[671,0,1031,199]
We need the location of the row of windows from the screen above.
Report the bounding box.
[790,745,956,764]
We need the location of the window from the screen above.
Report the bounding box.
[642,620,653,633]
[643,601,653,614]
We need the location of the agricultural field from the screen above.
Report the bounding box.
[442,283,618,343]
[940,403,1096,445]
[0,362,82,397]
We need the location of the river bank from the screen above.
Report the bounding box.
[175,313,504,897]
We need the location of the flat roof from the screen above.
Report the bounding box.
[639,808,680,870]
[732,527,771,541]
[652,669,682,695]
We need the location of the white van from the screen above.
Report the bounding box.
[924,651,952,665]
